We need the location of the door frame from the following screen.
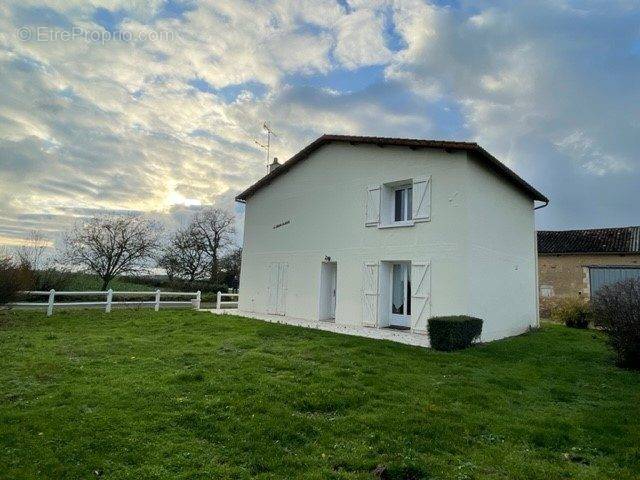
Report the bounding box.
[319,261,337,321]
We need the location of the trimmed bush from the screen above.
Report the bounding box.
[428,316,483,351]
[550,298,590,329]
[592,279,640,369]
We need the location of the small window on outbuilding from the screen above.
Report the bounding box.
[540,285,554,298]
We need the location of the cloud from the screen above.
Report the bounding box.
[334,7,392,69]
[0,0,639,248]
[387,0,640,227]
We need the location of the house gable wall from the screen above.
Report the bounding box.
[465,154,537,340]
[238,142,472,324]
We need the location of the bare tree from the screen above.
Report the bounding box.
[15,232,70,291]
[158,225,209,283]
[62,215,161,290]
[191,208,235,284]
[16,231,49,270]
[157,248,180,283]
[219,247,242,289]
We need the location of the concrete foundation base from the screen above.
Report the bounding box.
[204,309,431,348]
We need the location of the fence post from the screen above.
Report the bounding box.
[105,289,113,313]
[216,291,222,310]
[155,289,161,311]
[46,289,55,317]
[195,290,201,310]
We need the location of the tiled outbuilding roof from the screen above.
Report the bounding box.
[538,227,640,254]
[235,134,548,202]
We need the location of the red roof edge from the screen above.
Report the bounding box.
[235,134,548,203]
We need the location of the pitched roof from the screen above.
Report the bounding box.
[235,134,548,203]
[538,227,640,254]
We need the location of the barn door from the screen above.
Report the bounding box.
[276,263,288,316]
[410,261,431,333]
[362,262,379,327]
[267,262,288,316]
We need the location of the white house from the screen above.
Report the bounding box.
[235,135,548,345]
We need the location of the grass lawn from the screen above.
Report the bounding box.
[0,310,639,479]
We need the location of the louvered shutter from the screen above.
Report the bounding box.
[410,261,431,333]
[362,262,379,327]
[365,185,381,226]
[412,176,431,222]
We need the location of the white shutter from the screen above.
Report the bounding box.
[412,176,431,222]
[267,263,278,314]
[362,262,379,327]
[410,261,431,333]
[365,185,381,226]
[276,263,288,316]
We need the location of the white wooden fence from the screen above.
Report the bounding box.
[11,289,201,317]
[216,291,239,310]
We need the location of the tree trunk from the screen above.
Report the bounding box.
[101,277,110,290]
[210,250,219,284]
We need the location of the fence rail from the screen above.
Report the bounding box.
[10,289,201,316]
[216,292,239,310]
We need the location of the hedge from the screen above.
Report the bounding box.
[427,316,483,351]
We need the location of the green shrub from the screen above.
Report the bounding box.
[427,316,483,351]
[550,298,590,329]
[592,279,640,369]
[0,258,31,305]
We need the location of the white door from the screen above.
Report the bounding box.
[276,263,288,316]
[390,263,411,328]
[320,262,337,320]
[329,265,338,319]
[267,263,279,315]
[267,262,288,316]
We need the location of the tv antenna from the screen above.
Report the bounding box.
[254,122,277,173]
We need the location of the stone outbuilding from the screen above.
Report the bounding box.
[537,226,640,312]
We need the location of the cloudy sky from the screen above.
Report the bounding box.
[1,0,639,248]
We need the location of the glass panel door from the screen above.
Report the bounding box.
[392,263,405,314]
[390,263,411,327]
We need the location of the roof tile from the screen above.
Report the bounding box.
[235,134,548,202]
[538,227,640,254]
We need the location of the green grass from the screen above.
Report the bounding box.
[64,273,155,292]
[0,310,639,480]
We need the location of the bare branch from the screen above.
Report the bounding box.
[157,224,209,283]
[190,208,235,284]
[16,231,50,270]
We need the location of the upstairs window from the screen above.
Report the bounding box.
[394,185,412,222]
[365,176,431,228]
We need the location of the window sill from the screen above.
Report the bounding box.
[378,221,415,229]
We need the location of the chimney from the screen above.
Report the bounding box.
[268,157,280,174]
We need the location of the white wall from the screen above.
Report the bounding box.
[465,156,538,340]
[239,143,471,325]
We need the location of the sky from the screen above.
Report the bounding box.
[1,0,639,249]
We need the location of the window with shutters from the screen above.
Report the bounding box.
[366,176,431,228]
